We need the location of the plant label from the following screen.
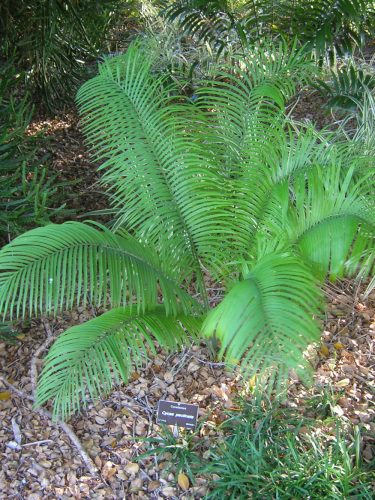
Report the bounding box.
[156,400,199,429]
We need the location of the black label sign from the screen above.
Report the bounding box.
[156,400,199,429]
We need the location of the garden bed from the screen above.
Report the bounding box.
[1,281,374,498]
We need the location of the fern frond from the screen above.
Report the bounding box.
[36,306,203,420]
[202,253,323,387]
[0,221,197,319]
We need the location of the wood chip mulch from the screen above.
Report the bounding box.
[0,282,374,499]
[26,112,108,221]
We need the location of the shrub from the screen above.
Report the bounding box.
[0,41,373,420]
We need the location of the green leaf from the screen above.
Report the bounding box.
[36,306,203,420]
[0,221,197,319]
[77,42,238,293]
[287,166,375,280]
[202,253,323,387]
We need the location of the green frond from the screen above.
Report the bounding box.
[202,252,323,387]
[77,42,241,288]
[168,42,315,266]
[248,140,375,281]
[288,166,375,280]
[164,0,374,59]
[163,1,240,49]
[36,306,203,420]
[0,221,197,320]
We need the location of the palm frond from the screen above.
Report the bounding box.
[1,0,120,110]
[202,252,323,388]
[36,306,203,420]
[164,0,375,59]
[292,165,375,279]
[315,62,375,112]
[162,0,240,50]
[0,221,197,319]
[190,42,315,263]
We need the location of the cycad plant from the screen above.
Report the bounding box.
[163,0,375,60]
[0,41,374,420]
[315,61,375,113]
[0,0,122,110]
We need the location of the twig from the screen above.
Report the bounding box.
[191,355,227,368]
[2,319,99,477]
[30,321,55,397]
[21,439,53,447]
[0,376,34,401]
[39,408,99,476]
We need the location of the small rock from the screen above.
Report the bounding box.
[6,441,21,451]
[116,470,127,481]
[101,461,118,480]
[162,486,177,497]
[362,445,374,461]
[130,477,143,492]
[335,378,350,387]
[95,416,106,425]
[187,362,200,373]
[39,460,52,469]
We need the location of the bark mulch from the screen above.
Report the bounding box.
[0,282,374,499]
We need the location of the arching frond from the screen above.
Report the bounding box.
[190,42,315,264]
[36,306,203,420]
[202,253,323,388]
[291,166,374,279]
[77,42,240,289]
[260,164,375,280]
[162,0,242,50]
[0,221,197,319]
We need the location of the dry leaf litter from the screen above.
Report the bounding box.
[1,281,374,498]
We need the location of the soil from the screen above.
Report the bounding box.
[26,113,108,222]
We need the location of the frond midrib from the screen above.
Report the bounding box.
[95,75,208,301]
[294,212,375,244]
[99,76,198,251]
[0,240,183,300]
[39,311,148,408]
[49,310,147,365]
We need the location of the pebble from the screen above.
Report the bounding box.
[162,486,177,496]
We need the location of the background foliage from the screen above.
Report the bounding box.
[0,0,132,111]
[163,0,375,60]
